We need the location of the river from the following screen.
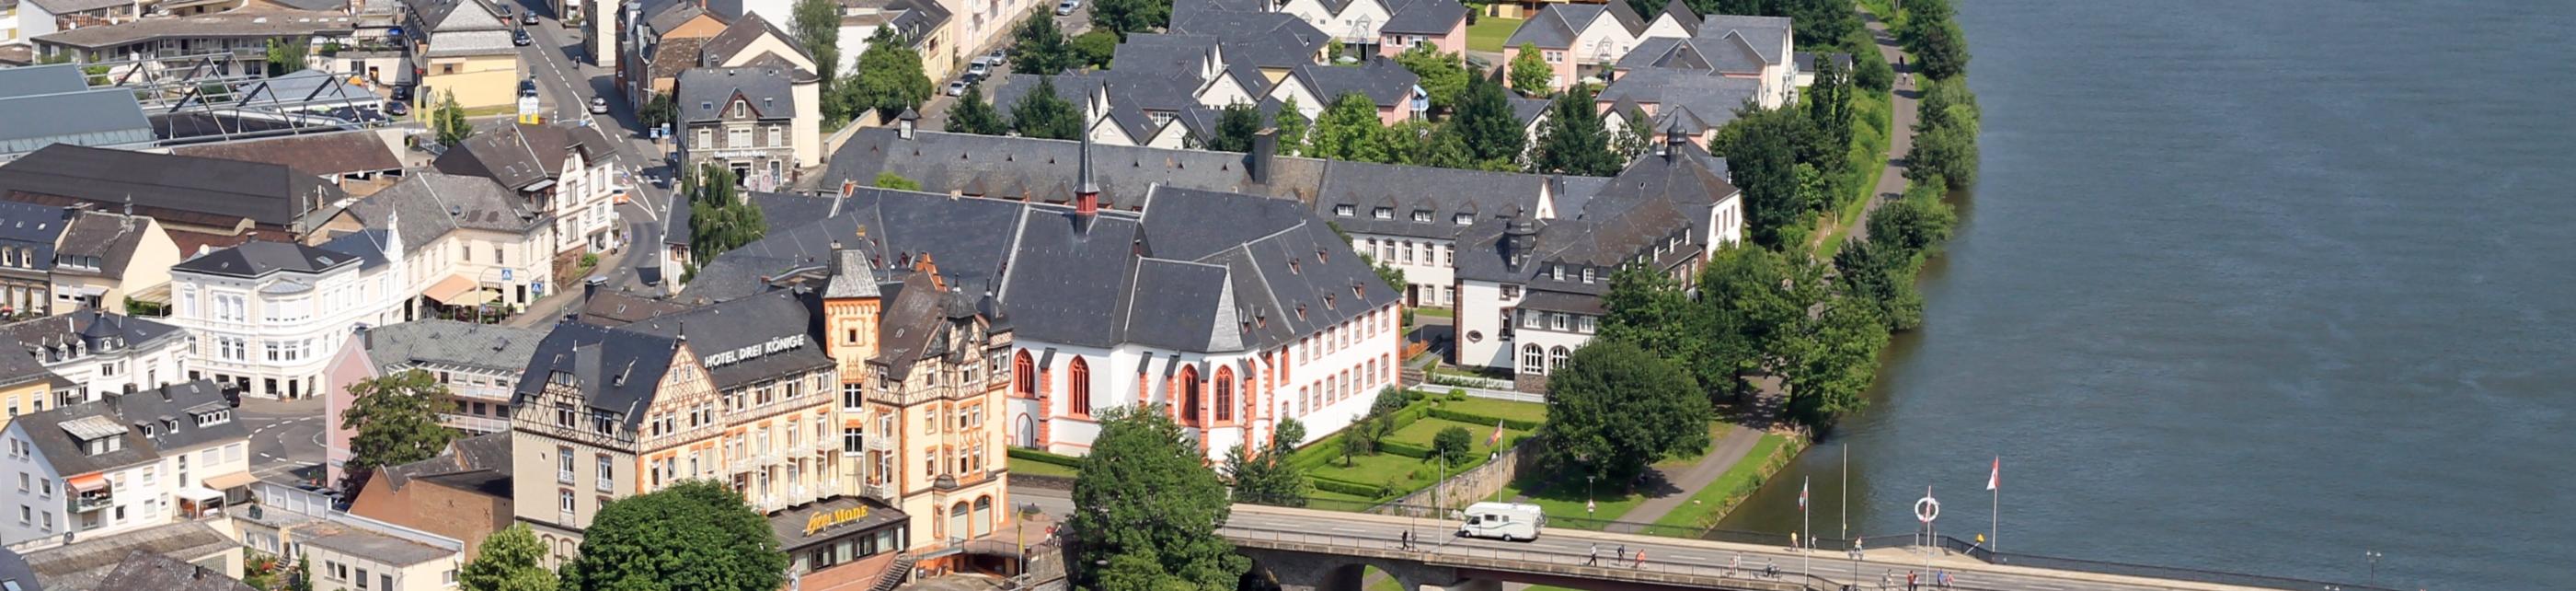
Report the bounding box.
[1713,1,2576,588]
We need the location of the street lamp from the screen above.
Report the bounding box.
[1585,475,1595,520]
[2363,550,2383,585]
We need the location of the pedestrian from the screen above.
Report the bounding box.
[1633,549,1646,569]
[1587,543,1600,566]
[1906,571,1917,591]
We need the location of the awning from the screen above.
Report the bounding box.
[421,274,496,306]
[77,285,107,296]
[176,485,223,503]
[68,473,108,492]
[203,471,259,490]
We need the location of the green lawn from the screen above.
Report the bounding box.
[1650,434,1794,529]
[1497,471,1649,529]
[1466,17,1524,53]
[1010,456,1080,478]
[1438,398,1547,425]
[1310,423,1530,492]
[1411,307,1455,319]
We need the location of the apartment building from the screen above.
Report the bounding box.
[0,380,253,547]
[321,321,545,485]
[0,309,189,406]
[168,239,407,400]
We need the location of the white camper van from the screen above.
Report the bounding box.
[1456,502,1547,541]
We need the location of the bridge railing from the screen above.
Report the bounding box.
[1222,523,1830,591]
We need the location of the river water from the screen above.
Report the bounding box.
[1713,1,2576,588]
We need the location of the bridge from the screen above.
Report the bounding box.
[1017,490,2399,591]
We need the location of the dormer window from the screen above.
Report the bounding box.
[138,423,158,437]
[1323,294,1336,309]
[1411,210,1432,223]
[194,410,231,426]
[1581,267,1595,284]
[732,100,748,118]
[1455,213,1474,225]
[1287,258,1301,274]
[1334,204,1355,216]
[1550,265,1565,281]
[1372,207,1393,219]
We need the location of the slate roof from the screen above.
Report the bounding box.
[21,523,236,591]
[347,172,549,246]
[1167,8,1330,72]
[378,432,513,495]
[30,10,359,50]
[677,66,799,123]
[1594,66,1762,133]
[0,350,59,389]
[0,547,39,591]
[1509,95,1553,126]
[169,131,403,178]
[984,71,1197,143]
[1505,4,1590,50]
[0,144,341,235]
[1696,15,1790,65]
[642,0,719,33]
[1455,140,1733,285]
[0,87,156,156]
[1313,161,1559,239]
[24,0,132,15]
[316,228,394,269]
[512,321,677,429]
[360,320,547,375]
[171,240,360,278]
[698,12,811,67]
[433,122,616,191]
[7,380,246,478]
[1287,60,1420,109]
[91,550,255,591]
[866,272,983,377]
[292,522,456,567]
[620,289,830,390]
[422,29,517,56]
[408,0,506,32]
[0,201,67,273]
[822,129,1326,208]
[1379,0,1465,35]
[575,291,695,326]
[1654,0,1698,32]
[0,309,184,365]
[52,211,155,279]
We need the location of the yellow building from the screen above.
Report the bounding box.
[405,0,523,110]
[821,250,1012,577]
[0,354,69,433]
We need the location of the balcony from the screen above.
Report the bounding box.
[440,413,511,434]
[861,481,895,502]
[864,434,894,452]
[72,493,114,513]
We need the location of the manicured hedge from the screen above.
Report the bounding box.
[1309,474,1389,498]
[1427,407,1543,432]
[1007,446,1085,469]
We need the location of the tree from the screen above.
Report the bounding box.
[1538,340,1712,486]
[1203,103,1263,152]
[1366,255,1405,293]
[1711,107,1815,249]
[846,28,933,122]
[264,37,308,76]
[1069,406,1249,591]
[1010,76,1084,140]
[559,481,788,591]
[1508,43,1552,95]
[432,90,472,146]
[1607,108,1654,160]
[1804,55,1854,159]
[1909,21,1971,80]
[684,164,767,265]
[1781,285,1888,429]
[1915,75,1981,134]
[1695,246,1823,397]
[1598,264,1720,391]
[1852,48,1893,92]
[1223,419,1311,507]
[1431,425,1473,459]
[1309,92,1388,162]
[1906,121,1978,191]
[1450,74,1523,163]
[1393,46,1467,111]
[1012,16,1075,75]
[789,0,842,87]
[944,83,1008,135]
[873,171,922,191]
[1780,0,1857,50]
[1272,98,1311,156]
[460,524,558,591]
[1528,86,1619,176]
[1832,238,1922,332]
[339,370,456,492]
[639,92,680,133]
[1089,0,1170,35]
[1071,29,1120,69]
[288,555,315,591]
[1866,179,1958,257]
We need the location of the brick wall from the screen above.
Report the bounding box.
[346,472,514,561]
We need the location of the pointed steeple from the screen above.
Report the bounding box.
[1075,130,1101,216]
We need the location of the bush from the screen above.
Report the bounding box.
[1377,439,1433,459]
[1426,407,1542,432]
[1309,474,1388,498]
[1431,426,1473,459]
[1007,446,1085,469]
[1447,388,1467,401]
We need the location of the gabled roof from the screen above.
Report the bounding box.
[1288,60,1420,109]
[1654,0,1698,31]
[0,309,185,363]
[1455,140,1733,284]
[171,240,359,278]
[642,0,723,34]
[512,322,677,428]
[53,210,155,279]
[7,381,246,478]
[1379,0,1466,35]
[1508,95,1553,126]
[169,131,403,178]
[1695,14,1790,65]
[1595,65,1762,133]
[408,0,507,32]
[432,122,618,191]
[1313,160,1559,239]
[1505,3,1590,50]
[619,289,830,390]
[0,144,341,234]
[677,66,799,123]
[699,12,811,67]
[0,201,68,272]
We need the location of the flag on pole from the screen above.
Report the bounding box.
[1487,419,1505,447]
[1986,456,2000,492]
[1799,477,1810,511]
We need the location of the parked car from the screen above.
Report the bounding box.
[385,100,410,116]
[1054,0,1078,15]
[513,29,532,46]
[985,48,1007,65]
[391,85,413,101]
[589,97,610,114]
[966,58,990,78]
[945,80,970,96]
[522,11,540,25]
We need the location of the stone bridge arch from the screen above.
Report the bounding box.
[1239,547,1466,591]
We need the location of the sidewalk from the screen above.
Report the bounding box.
[1605,424,1764,533]
[507,244,634,328]
[1838,6,1925,247]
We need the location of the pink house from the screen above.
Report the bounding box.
[321,319,549,487]
[1376,0,1470,58]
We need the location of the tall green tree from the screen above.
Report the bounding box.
[639,92,679,132]
[432,90,472,146]
[846,28,933,121]
[1222,419,1310,507]
[1009,76,1084,140]
[1449,74,1523,163]
[1831,238,1922,332]
[288,555,315,591]
[789,0,842,87]
[460,524,558,591]
[1908,21,1971,80]
[1695,246,1823,397]
[1089,0,1170,35]
[684,164,767,265]
[1711,107,1818,249]
[1867,178,1959,257]
[1780,0,1858,50]
[1202,103,1263,152]
[339,369,457,492]
[1069,406,1249,591]
[1804,54,1854,160]
[1392,46,1467,110]
[264,37,308,76]
[1607,108,1654,161]
[1012,16,1075,75]
[1528,86,1619,176]
[1538,340,1713,486]
[1309,92,1388,162]
[1780,284,1888,428]
[1906,121,1978,191]
[1071,29,1120,69]
[1598,264,1720,392]
[559,481,788,591]
[1272,98,1311,156]
[1508,43,1552,95]
[944,82,1008,135]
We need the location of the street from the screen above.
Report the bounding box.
[918,4,1093,131]
[237,396,328,486]
[506,0,677,309]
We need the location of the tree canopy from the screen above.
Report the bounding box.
[1528,86,1620,176]
[1309,92,1389,162]
[1508,43,1552,95]
[559,481,788,591]
[1010,76,1085,140]
[1450,73,1524,164]
[265,37,307,76]
[460,524,558,591]
[1012,16,1076,75]
[1090,0,1170,36]
[945,82,1008,135]
[1070,406,1249,591]
[1711,106,1823,249]
[685,164,767,265]
[1272,98,1311,156]
[432,90,472,146]
[843,28,933,122]
[339,369,457,491]
[1538,340,1713,487]
[1222,419,1310,507]
[1071,29,1120,69]
[1393,46,1467,111]
[1203,103,1264,152]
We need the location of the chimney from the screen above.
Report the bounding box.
[1248,128,1278,183]
[894,108,919,140]
[1074,133,1100,228]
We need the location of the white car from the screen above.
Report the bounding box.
[588,97,610,114]
[945,80,970,96]
[966,59,991,78]
[1054,0,1078,15]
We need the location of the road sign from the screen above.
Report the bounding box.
[500,269,514,282]
[1915,495,1940,524]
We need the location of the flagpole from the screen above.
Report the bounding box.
[1991,455,1999,554]
[1840,444,1848,541]
[1800,475,1810,579]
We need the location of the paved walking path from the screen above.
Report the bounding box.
[1606,424,1765,532]
[1836,6,1924,247]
